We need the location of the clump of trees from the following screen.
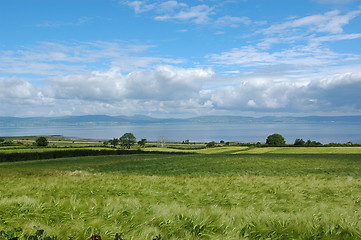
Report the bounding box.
[119,133,137,149]
[138,138,147,147]
[35,136,49,147]
[108,138,119,148]
[266,133,286,146]
[0,138,16,146]
[264,134,326,147]
[105,133,142,149]
[294,138,322,146]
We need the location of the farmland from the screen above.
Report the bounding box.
[0,144,361,239]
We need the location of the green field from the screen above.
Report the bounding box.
[1,147,361,239]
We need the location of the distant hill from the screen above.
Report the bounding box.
[1,114,361,126]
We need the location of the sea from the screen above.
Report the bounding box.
[1,122,361,144]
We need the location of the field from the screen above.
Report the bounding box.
[0,146,361,239]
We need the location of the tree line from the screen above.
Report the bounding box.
[1,133,358,148]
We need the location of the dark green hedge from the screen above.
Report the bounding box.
[0,149,193,163]
[0,149,144,162]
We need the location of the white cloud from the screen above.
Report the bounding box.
[125,1,260,27]
[214,15,251,27]
[125,1,215,24]
[1,70,361,117]
[201,72,361,113]
[50,65,214,101]
[0,77,52,107]
[155,4,213,24]
[124,1,156,13]
[36,17,93,28]
[312,0,356,4]
[205,78,295,110]
[158,1,187,11]
[124,0,191,15]
[306,72,361,109]
[310,33,361,43]
[0,41,180,75]
[208,44,360,68]
[0,66,215,116]
[0,78,36,100]
[244,9,361,51]
[261,9,361,35]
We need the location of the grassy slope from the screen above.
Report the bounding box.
[0,150,361,239]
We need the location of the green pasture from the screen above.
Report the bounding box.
[2,145,361,155]
[143,146,249,154]
[144,146,361,155]
[0,148,361,239]
[0,147,114,154]
[241,146,361,154]
[0,136,104,148]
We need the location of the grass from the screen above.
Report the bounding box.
[144,146,361,155]
[0,149,361,239]
[1,153,361,177]
[231,146,361,154]
[0,147,114,154]
[144,146,249,154]
[0,136,104,148]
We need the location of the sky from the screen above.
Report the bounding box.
[1,0,361,118]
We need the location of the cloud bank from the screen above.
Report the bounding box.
[1,66,361,117]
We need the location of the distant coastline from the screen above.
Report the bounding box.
[1,114,361,127]
[1,115,361,144]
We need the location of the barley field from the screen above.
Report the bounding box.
[0,149,361,239]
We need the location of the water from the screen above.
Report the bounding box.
[1,122,360,144]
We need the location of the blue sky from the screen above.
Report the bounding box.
[1,0,361,117]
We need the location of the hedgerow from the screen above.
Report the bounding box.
[0,149,143,162]
[0,149,192,162]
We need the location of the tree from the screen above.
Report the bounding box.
[138,138,147,148]
[206,141,216,148]
[119,133,136,149]
[305,139,322,146]
[158,136,167,147]
[266,133,286,146]
[35,136,49,147]
[109,138,119,148]
[294,138,305,146]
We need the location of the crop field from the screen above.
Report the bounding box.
[0,148,361,239]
